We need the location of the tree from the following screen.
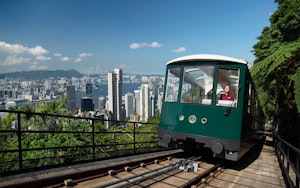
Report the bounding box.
[147,110,161,124]
[251,0,300,147]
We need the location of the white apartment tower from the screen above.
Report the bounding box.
[107,68,123,121]
[139,84,151,122]
[134,89,140,115]
[125,93,134,118]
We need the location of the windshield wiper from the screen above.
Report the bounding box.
[224,101,234,116]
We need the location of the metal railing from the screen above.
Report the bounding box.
[0,110,161,176]
[273,133,300,188]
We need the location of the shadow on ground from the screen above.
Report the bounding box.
[226,136,269,170]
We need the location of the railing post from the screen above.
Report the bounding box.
[133,122,136,154]
[92,119,95,160]
[17,112,23,171]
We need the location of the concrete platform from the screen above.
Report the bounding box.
[205,136,285,187]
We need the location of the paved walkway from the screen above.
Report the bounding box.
[205,136,285,188]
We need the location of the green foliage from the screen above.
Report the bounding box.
[0,113,15,129]
[294,67,300,113]
[251,0,300,146]
[252,41,300,76]
[0,107,159,174]
[147,110,161,124]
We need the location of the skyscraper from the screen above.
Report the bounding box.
[107,68,123,121]
[139,84,150,122]
[86,81,93,98]
[66,85,76,111]
[125,93,134,118]
[98,96,106,113]
[134,89,140,116]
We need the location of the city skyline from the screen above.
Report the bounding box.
[0,0,277,75]
[0,69,163,123]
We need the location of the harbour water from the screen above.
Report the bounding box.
[76,83,141,109]
[0,83,141,110]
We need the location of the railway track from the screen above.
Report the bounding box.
[2,149,225,188]
[59,155,223,188]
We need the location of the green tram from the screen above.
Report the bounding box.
[158,54,264,161]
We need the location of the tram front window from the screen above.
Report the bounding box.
[180,65,214,105]
[164,67,181,102]
[216,68,240,107]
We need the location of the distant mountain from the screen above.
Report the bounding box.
[0,69,83,80]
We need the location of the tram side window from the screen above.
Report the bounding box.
[180,65,214,105]
[246,80,256,114]
[216,68,240,107]
[248,82,252,113]
[164,67,181,102]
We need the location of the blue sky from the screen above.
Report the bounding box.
[0,0,277,75]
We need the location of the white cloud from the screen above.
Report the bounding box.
[172,47,186,53]
[129,43,141,49]
[150,42,162,48]
[1,55,31,65]
[129,42,163,49]
[79,53,92,58]
[54,53,70,62]
[0,41,93,72]
[0,41,27,54]
[0,40,51,69]
[74,53,92,62]
[0,41,49,56]
[28,45,48,56]
[74,57,82,62]
[60,56,70,61]
[36,55,51,61]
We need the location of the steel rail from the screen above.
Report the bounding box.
[96,156,202,188]
[179,163,223,188]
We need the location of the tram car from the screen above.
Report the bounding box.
[158,54,264,161]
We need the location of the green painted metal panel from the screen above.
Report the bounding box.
[160,102,243,140]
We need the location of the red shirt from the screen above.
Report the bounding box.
[220,93,235,101]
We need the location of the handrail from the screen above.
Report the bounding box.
[0,109,161,176]
[273,133,300,188]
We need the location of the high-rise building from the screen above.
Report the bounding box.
[98,96,106,113]
[134,89,140,116]
[44,79,51,91]
[150,91,155,117]
[81,97,94,111]
[86,82,93,98]
[139,84,150,122]
[66,85,76,111]
[107,68,123,121]
[125,93,134,118]
[157,91,163,113]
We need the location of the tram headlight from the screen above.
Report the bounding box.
[179,115,185,121]
[201,118,207,124]
[188,115,197,124]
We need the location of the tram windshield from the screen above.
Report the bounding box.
[180,65,214,105]
[164,65,240,107]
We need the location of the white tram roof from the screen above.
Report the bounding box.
[167,54,248,65]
